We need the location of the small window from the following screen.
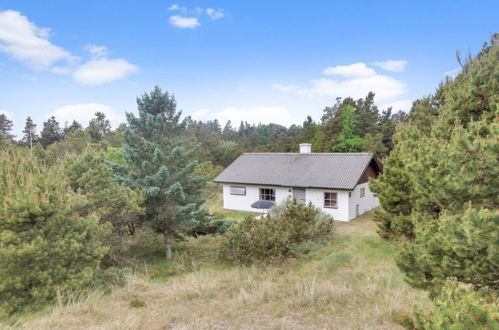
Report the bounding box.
[259,188,275,201]
[230,186,246,195]
[324,192,337,208]
[360,188,365,198]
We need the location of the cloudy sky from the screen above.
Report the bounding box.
[0,0,497,137]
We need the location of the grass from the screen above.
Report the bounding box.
[3,191,431,329]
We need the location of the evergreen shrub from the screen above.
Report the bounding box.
[0,149,109,315]
[218,200,334,264]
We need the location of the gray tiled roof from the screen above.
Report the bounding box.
[214,152,376,190]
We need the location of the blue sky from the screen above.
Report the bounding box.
[0,0,497,137]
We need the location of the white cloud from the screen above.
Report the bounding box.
[169,15,200,29]
[73,58,138,85]
[168,4,187,12]
[275,62,407,103]
[298,75,407,102]
[372,60,407,72]
[380,100,412,112]
[206,8,224,20]
[86,44,108,58]
[192,108,210,119]
[0,10,138,85]
[193,106,297,127]
[0,10,77,70]
[272,83,299,92]
[49,103,123,127]
[50,66,73,74]
[323,63,376,78]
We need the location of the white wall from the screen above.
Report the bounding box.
[222,182,379,221]
[348,182,379,220]
[222,184,292,213]
[305,188,350,221]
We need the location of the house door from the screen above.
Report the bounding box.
[355,204,360,217]
[293,188,306,204]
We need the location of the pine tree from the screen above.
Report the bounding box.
[86,112,111,141]
[296,115,319,145]
[64,149,144,265]
[369,130,418,239]
[354,91,379,137]
[63,120,83,136]
[398,207,498,293]
[122,86,207,259]
[39,116,62,147]
[372,36,499,295]
[222,120,236,140]
[22,116,38,149]
[362,133,387,157]
[0,148,109,315]
[0,113,14,141]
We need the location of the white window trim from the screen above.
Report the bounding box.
[230,185,246,196]
[259,187,276,201]
[324,191,338,209]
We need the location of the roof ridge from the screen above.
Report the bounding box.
[242,152,374,156]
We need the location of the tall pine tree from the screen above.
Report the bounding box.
[122,86,207,259]
[87,112,111,141]
[39,116,62,147]
[22,116,38,148]
[371,35,499,294]
[0,113,14,141]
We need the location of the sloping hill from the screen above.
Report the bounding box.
[7,200,430,329]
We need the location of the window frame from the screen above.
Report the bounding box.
[360,188,365,198]
[230,185,246,196]
[259,187,276,201]
[324,192,338,209]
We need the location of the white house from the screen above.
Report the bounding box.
[213,144,381,221]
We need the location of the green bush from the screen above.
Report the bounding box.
[184,217,232,236]
[401,278,498,329]
[398,208,498,294]
[218,201,334,264]
[0,149,109,315]
[64,149,144,266]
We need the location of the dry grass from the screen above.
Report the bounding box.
[3,212,431,330]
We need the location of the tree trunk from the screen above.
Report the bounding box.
[164,230,172,260]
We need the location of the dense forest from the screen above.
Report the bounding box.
[0,35,497,328]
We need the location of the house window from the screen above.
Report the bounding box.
[324,192,337,208]
[360,188,365,198]
[230,186,246,195]
[259,188,275,201]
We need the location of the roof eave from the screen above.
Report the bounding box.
[212,180,355,191]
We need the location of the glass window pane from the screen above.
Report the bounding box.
[230,186,246,195]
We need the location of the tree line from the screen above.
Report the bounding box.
[1,91,408,168]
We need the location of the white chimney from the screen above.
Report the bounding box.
[299,143,312,153]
